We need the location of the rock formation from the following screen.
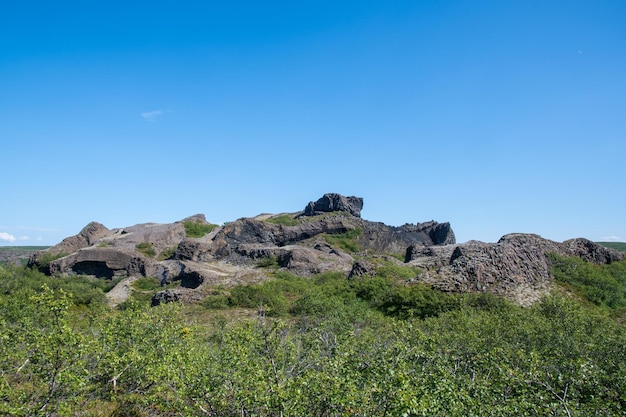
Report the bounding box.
[26,193,623,307]
[407,234,624,306]
[302,193,364,217]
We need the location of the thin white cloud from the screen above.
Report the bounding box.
[0,232,17,242]
[141,110,165,122]
[601,236,622,242]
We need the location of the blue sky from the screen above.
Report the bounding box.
[1,1,625,246]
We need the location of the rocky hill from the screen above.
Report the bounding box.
[28,193,623,307]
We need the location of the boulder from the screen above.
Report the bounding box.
[302,193,364,217]
[151,289,181,306]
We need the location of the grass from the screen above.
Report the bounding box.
[323,227,362,253]
[597,242,626,252]
[548,252,626,310]
[265,214,302,226]
[183,221,219,238]
[158,246,178,261]
[135,242,156,258]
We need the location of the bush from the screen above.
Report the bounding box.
[265,214,301,226]
[183,221,218,238]
[135,242,156,258]
[548,253,626,310]
[323,228,362,253]
[158,246,177,261]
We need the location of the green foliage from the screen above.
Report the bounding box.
[265,214,302,226]
[548,253,626,310]
[157,245,177,261]
[323,227,362,253]
[35,251,68,271]
[597,241,626,251]
[132,276,161,291]
[182,221,218,238]
[135,242,156,258]
[257,255,279,268]
[373,258,421,279]
[1,258,626,415]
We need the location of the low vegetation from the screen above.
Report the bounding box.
[265,214,302,226]
[597,241,626,251]
[0,255,625,416]
[182,220,218,238]
[323,227,362,253]
[548,252,626,310]
[135,242,156,258]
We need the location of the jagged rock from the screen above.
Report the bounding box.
[152,289,181,306]
[348,260,376,278]
[175,239,215,262]
[180,213,208,223]
[360,220,455,254]
[561,238,624,263]
[302,193,364,217]
[37,194,625,308]
[28,222,110,267]
[277,245,353,276]
[208,216,356,258]
[409,233,624,306]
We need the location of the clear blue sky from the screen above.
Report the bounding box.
[1,1,625,246]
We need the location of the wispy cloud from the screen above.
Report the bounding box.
[0,232,16,242]
[0,232,43,243]
[141,110,166,122]
[601,235,623,242]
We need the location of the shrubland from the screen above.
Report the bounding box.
[0,255,625,416]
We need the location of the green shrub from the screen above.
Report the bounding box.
[158,246,177,261]
[183,221,218,238]
[257,256,279,268]
[374,260,420,280]
[265,214,301,226]
[135,242,156,258]
[202,294,230,309]
[133,276,161,291]
[548,253,626,310]
[33,251,68,273]
[228,284,290,316]
[323,227,362,253]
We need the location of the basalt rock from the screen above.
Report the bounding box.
[409,233,624,306]
[28,222,110,267]
[32,193,623,309]
[302,193,364,217]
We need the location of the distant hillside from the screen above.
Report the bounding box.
[597,242,626,252]
[0,246,49,266]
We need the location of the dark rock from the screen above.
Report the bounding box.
[302,193,364,217]
[360,220,456,254]
[151,290,180,306]
[561,238,624,264]
[409,233,624,306]
[348,260,376,278]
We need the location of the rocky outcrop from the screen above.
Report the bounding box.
[29,222,109,266]
[48,247,160,279]
[360,220,455,254]
[30,192,623,309]
[408,234,624,306]
[302,193,364,218]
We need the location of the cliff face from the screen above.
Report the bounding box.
[27,193,622,307]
